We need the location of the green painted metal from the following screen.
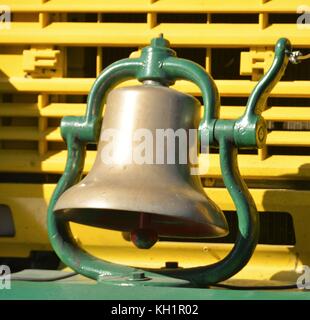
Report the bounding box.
[2,277,310,300]
[234,38,291,148]
[47,35,292,287]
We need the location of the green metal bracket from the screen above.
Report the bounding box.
[47,35,292,287]
[233,38,291,148]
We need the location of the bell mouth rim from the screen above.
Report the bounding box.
[54,207,229,239]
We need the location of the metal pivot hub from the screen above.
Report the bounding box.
[47,34,297,287]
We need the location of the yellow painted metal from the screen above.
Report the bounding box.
[0,23,310,47]
[0,127,60,141]
[0,103,85,117]
[0,127,39,141]
[2,104,310,121]
[23,47,63,78]
[0,79,310,97]
[0,183,308,282]
[221,106,310,121]
[1,150,310,181]
[267,131,310,147]
[203,154,310,179]
[0,3,310,283]
[4,0,308,14]
[240,48,274,77]
[2,126,310,148]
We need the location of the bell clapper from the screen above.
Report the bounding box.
[130,213,158,249]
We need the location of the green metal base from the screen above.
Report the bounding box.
[1,270,310,300]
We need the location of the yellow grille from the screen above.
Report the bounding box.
[0,0,310,281]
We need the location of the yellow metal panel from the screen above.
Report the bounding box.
[0,79,310,98]
[6,0,307,14]
[0,103,85,117]
[220,106,310,121]
[0,103,38,117]
[0,77,94,94]
[1,150,310,181]
[44,127,61,141]
[23,47,64,78]
[0,23,309,47]
[240,49,274,76]
[202,154,310,179]
[0,47,25,77]
[3,126,309,147]
[2,104,310,121]
[41,103,86,117]
[267,131,310,146]
[216,80,310,98]
[0,126,39,141]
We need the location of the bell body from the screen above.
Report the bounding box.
[54,83,228,244]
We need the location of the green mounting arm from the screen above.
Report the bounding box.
[234,38,291,148]
[47,36,291,286]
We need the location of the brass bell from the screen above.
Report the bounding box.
[47,35,292,285]
[54,82,228,249]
